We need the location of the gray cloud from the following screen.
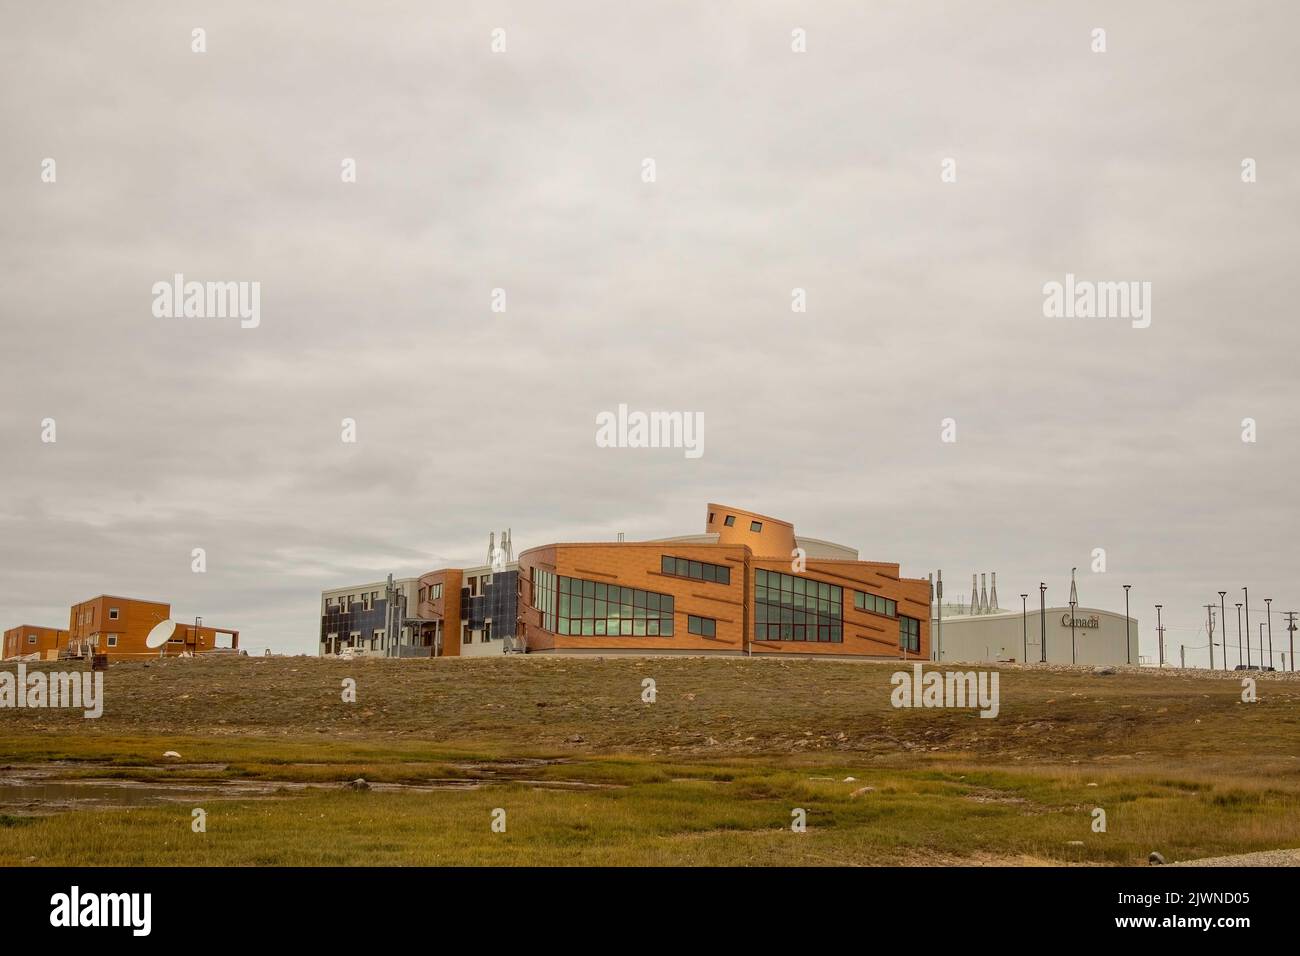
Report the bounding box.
[1,2,1297,662]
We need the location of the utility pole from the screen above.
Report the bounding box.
[1155,604,1164,666]
[1236,602,1244,669]
[1180,644,1185,669]
[1204,604,1215,670]
[1039,582,1047,663]
[1021,593,1028,662]
[1219,592,1229,668]
[384,573,396,658]
[1243,587,1251,668]
[1124,585,1133,665]
[1265,597,1273,669]
[1287,612,1297,672]
[936,570,943,662]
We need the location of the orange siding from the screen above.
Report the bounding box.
[2,625,69,660]
[66,596,237,660]
[516,505,929,659]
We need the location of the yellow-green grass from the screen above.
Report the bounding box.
[3,749,1299,866]
[2,656,1298,865]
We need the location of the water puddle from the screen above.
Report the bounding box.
[0,757,616,816]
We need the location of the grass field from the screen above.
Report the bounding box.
[2,655,1298,866]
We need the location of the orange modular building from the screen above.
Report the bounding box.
[67,595,239,660]
[516,504,930,658]
[2,625,70,661]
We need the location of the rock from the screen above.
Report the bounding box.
[1148,851,1167,865]
[567,734,585,743]
[1067,840,1085,846]
[1087,782,1098,787]
[345,778,369,790]
[1094,666,1117,675]
[162,751,181,760]
[843,776,856,782]
[849,786,875,798]
[705,737,718,746]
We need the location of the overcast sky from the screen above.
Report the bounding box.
[2,2,1298,664]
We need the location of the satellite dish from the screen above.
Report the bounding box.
[146,619,177,649]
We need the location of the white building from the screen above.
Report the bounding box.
[929,572,1139,665]
[932,605,1139,665]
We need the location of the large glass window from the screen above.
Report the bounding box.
[899,615,921,653]
[531,568,557,632]
[854,591,897,617]
[660,554,731,586]
[754,568,842,643]
[550,574,673,637]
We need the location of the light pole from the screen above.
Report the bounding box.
[1123,585,1132,665]
[1265,597,1273,669]
[1039,583,1047,663]
[1260,623,1267,669]
[1155,605,1164,666]
[1236,603,1244,668]
[1069,568,1078,666]
[1243,587,1251,668]
[1218,592,1228,668]
[1021,594,1028,662]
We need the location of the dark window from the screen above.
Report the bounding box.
[854,591,897,617]
[687,615,716,638]
[750,521,763,533]
[724,515,735,527]
[660,554,731,586]
[708,512,715,523]
[899,616,921,653]
[753,570,842,643]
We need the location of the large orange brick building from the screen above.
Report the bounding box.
[516,504,930,659]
